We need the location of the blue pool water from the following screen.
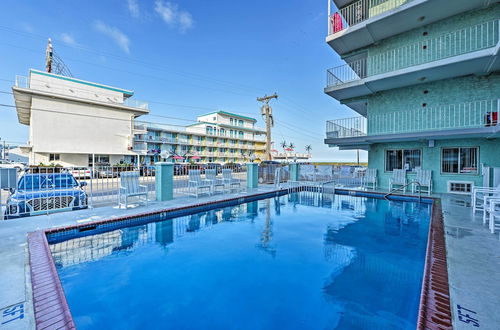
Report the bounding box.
[50,192,432,329]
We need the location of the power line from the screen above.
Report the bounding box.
[0,25,268,95]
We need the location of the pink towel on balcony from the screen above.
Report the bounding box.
[332,13,343,33]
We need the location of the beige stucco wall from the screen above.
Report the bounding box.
[30,95,135,156]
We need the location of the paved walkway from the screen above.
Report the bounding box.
[0,186,277,329]
[441,194,500,329]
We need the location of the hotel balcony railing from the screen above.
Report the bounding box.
[328,0,413,35]
[326,116,367,138]
[124,98,149,109]
[326,20,500,88]
[326,99,499,138]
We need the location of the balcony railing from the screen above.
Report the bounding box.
[326,100,500,139]
[124,98,149,110]
[328,0,413,35]
[326,116,367,139]
[326,20,500,88]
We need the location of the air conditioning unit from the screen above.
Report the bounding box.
[447,180,474,194]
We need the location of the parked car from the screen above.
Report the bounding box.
[71,167,92,179]
[4,172,88,219]
[95,168,119,178]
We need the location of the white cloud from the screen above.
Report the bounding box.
[154,1,194,32]
[60,33,78,46]
[127,0,140,17]
[93,21,130,54]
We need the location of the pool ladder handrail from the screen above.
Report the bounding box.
[384,180,422,202]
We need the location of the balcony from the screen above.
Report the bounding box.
[325,20,500,112]
[326,0,491,55]
[325,99,500,149]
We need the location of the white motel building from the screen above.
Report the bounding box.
[11,69,268,167]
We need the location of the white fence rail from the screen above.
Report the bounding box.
[326,100,499,138]
[173,164,247,197]
[327,20,500,87]
[326,117,367,139]
[1,166,156,219]
[328,0,413,35]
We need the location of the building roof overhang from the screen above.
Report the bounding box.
[12,86,149,126]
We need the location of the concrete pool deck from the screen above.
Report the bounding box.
[0,186,499,329]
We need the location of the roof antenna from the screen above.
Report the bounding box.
[45,38,73,77]
[45,38,53,73]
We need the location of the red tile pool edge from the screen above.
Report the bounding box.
[27,188,452,329]
[417,200,453,330]
[28,231,75,330]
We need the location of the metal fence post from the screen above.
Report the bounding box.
[156,162,173,201]
[246,163,258,189]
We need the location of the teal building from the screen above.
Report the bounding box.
[324,0,500,193]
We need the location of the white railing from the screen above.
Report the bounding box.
[124,98,149,110]
[368,99,500,135]
[328,0,413,35]
[326,116,367,138]
[326,20,500,88]
[1,166,156,219]
[327,57,368,87]
[326,100,499,138]
[15,75,29,88]
[173,164,246,197]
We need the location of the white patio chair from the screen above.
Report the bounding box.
[413,169,432,195]
[188,170,212,197]
[389,169,407,192]
[118,171,148,208]
[221,169,242,192]
[486,198,500,234]
[204,169,225,194]
[363,168,377,190]
[472,184,500,214]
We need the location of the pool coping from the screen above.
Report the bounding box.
[27,187,452,329]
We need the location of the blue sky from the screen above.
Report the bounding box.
[0,0,367,162]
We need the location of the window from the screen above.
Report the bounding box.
[238,120,243,126]
[49,153,60,161]
[442,147,478,174]
[88,154,110,166]
[385,149,421,172]
[230,118,234,125]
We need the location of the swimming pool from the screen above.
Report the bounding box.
[47,191,432,329]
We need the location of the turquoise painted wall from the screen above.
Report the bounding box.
[366,73,500,134]
[343,4,500,61]
[368,139,500,193]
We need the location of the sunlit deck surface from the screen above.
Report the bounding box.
[0,185,498,329]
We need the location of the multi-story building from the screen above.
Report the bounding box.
[12,70,268,166]
[12,69,149,167]
[324,0,500,193]
[133,111,267,164]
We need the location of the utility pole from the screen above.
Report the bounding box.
[257,93,278,161]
